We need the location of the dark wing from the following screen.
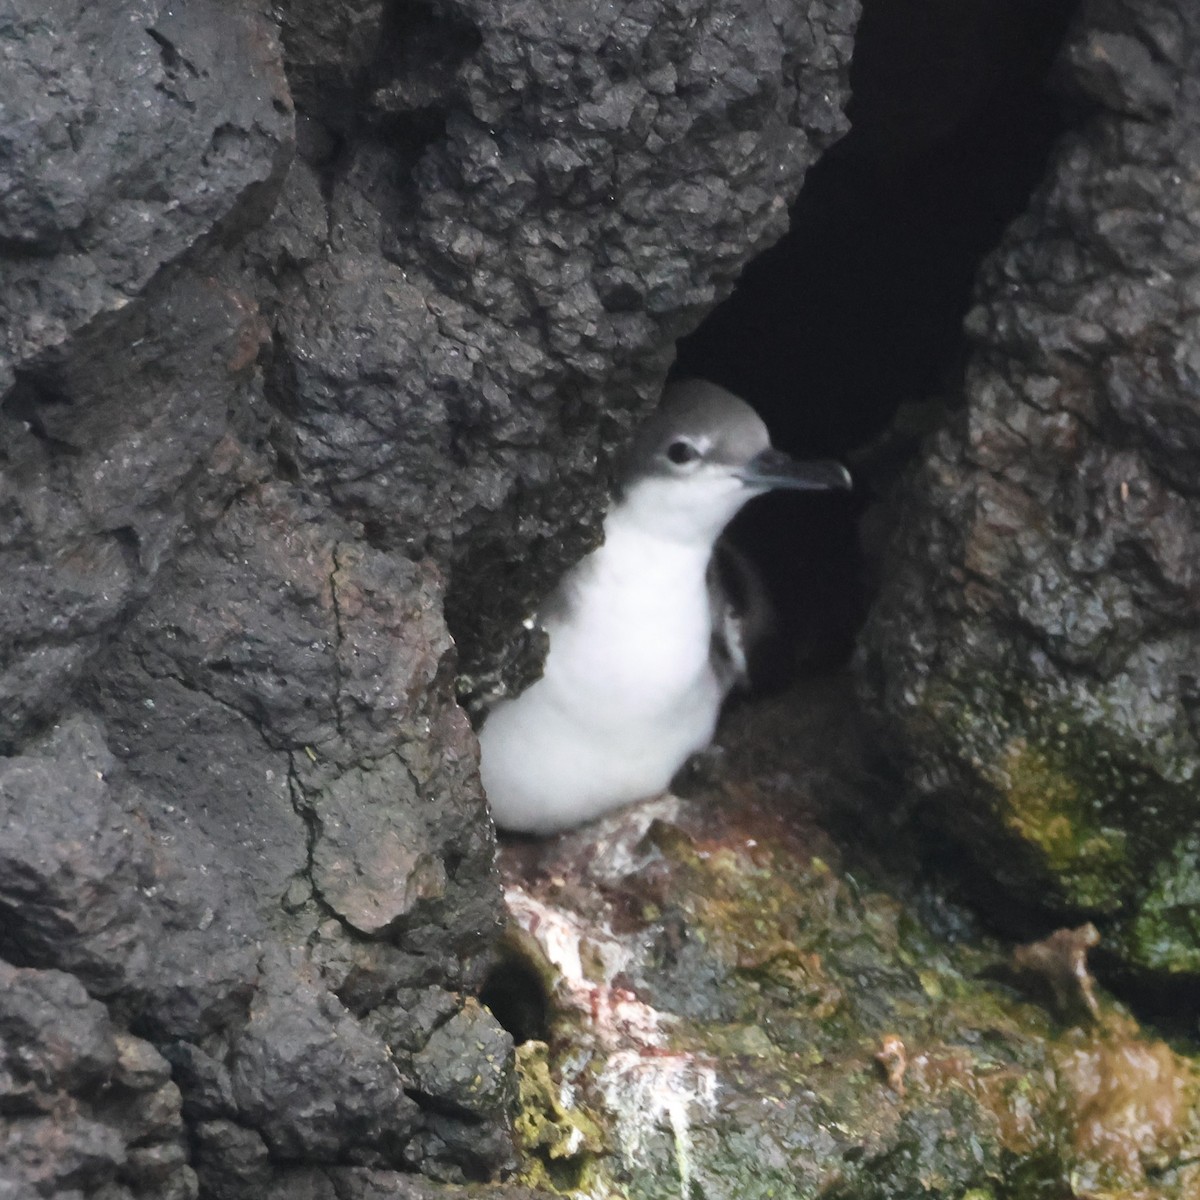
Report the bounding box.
[707,537,783,696]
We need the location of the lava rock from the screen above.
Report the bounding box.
[0,711,263,1040]
[190,1118,274,1200]
[1,0,858,1189]
[0,0,292,387]
[0,960,197,1199]
[405,999,518,1179]
[857,0,1200,980]
[0,717,153,998]
[88,482,503,1157]
[0,264,274,748]
[228,951,421,1163]
[306,756,452,936]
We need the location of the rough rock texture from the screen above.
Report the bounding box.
[0,0,291,391]
[494,679,1200,1199]
[269,0,858,689]
[857,0,1200,981]
[0,0,855,1192]
[0,961,197,1199]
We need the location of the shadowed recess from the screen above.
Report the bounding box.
[479,949,551,1046]
[673,0,1082,670]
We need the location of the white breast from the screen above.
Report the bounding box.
[479,522,727,834]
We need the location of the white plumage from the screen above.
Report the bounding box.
[479,380,850,835]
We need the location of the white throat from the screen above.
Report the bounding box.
[608,472,753,549]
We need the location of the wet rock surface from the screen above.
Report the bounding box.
[0,0,855,1193]
[857,0,1200,981]
[496,678,1200,1199]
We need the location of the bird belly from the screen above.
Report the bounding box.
[548,543,719,718]
[479,669,721,835]
[478,533,725,834]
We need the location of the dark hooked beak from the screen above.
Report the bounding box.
[737,448,853,492]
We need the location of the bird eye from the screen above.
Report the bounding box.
[666,440,701,465]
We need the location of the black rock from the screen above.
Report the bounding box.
[857,0,1200,980]
[0,0,855,1188]
[0,960,197,1199]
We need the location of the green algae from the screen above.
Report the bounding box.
[992,734,1130,910]
[1122,836,1200,976]
[508,816,1200,1198]
[511,1040,609,1193]
[915,667,1199,974]
[498,681,1200,1199]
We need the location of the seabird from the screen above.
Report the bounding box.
[479,379,852,834]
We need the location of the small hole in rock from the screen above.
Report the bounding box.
[479,952,549,1045]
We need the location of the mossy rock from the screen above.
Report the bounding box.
[496,704,1200,1200]
[906,667,1199,979]
[1119,836,1200,977]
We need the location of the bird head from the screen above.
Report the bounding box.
[614,380,852,546]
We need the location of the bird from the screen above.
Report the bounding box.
[478,379,852,835]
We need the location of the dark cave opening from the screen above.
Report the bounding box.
[668,0,1200,1040]
[672,0,1081,671]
